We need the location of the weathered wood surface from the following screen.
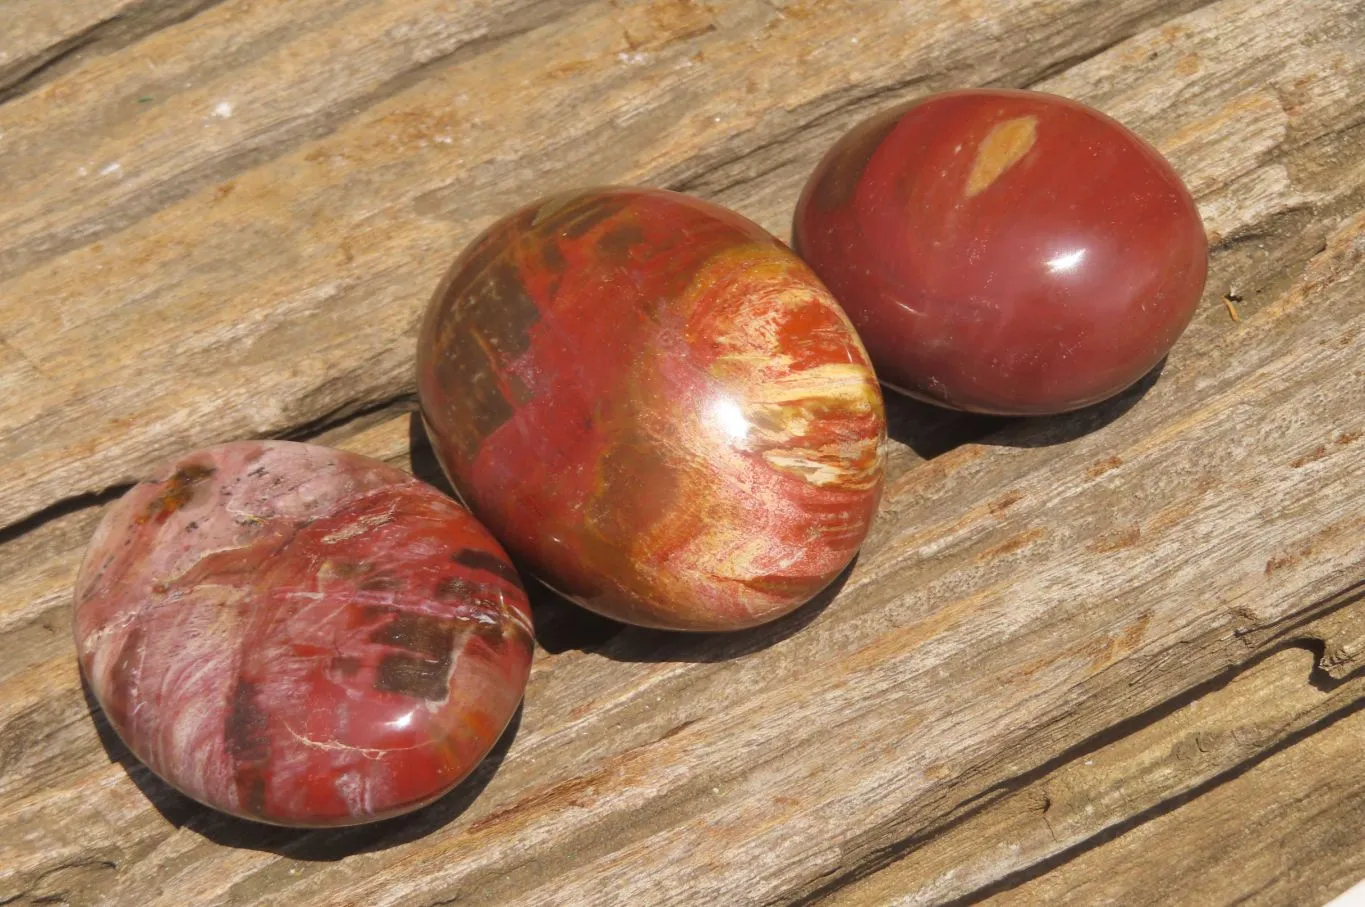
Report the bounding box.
[985,647,1365,907]
[1,0,1363,904]
[830,627,1365,906]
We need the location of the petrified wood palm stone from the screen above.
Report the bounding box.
[418,188,886,631]
[74,441,532,827]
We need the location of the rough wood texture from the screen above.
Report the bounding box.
[986,652,1365,907]
[0,0,226,101]
[1,0,1363,904]
[828,637,1365,905]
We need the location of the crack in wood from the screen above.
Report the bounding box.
[0,0,232,106]
[791,575,1365,905]
[940,691,1365,905]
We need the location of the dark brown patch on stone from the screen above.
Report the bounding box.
[236,769,267,817]
[437,226,509,306]
[329,560,372,579]
[537,192,634,238]
[452,549,523,587]
[359,604,390,625]
[369,612,456,661]
[465,618,510,651]
[331,655,362,677]
[588,430,679,545]
[540,236,567,274]
[375,652,451,701]
[359,573,402,592]
[597,224,646,261]
[139,463,216,523]
[225,678,270,763]
[464,259,542,362]
[430,257,541,462]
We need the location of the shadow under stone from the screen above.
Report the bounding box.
[884,357,1167,460]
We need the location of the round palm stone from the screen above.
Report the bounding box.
[793,89,1208,415]
[417,187,886,631]
[74,441,533,827]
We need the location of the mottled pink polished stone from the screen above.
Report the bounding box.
[74,441,533,827]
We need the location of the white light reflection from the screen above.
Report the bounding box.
[1046,248,1087,273]
[710,397,750,443]
[388,710,416,731]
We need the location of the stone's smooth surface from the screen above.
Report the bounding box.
[418,187,886,632]
[793,89,1209,415]
[73,441,533,827]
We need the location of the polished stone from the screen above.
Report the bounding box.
[74,441,533,827]
[794,89,1208,415]
[418,187,885,631]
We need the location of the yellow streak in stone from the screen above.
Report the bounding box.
[764,450,859,487]
[741,362,880,407]
[763,433,883,487]
[965,115,1038,198]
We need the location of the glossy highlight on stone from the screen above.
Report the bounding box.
[418,187,885,632]
[794,89,1209,415]
[74,441,533,827]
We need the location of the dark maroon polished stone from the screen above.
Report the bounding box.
[74,441,533,827]
[793,89,1208,415]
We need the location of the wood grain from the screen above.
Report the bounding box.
[986,657,1365,907]
[0,0,1218,531]
[824,633,1365,905]
[1,0,1363,904]
[0,0,226,101]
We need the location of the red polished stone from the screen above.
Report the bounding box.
[74,441,533,827]
[417,187,885,632]
[793,89,1208,415]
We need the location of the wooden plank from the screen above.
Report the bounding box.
[822,629,1365,905]
[0,0,1362,904]
[984,667,1365,907]
[0,0,1217,531]
[0,0,225,101]
[2,161,1362,903]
